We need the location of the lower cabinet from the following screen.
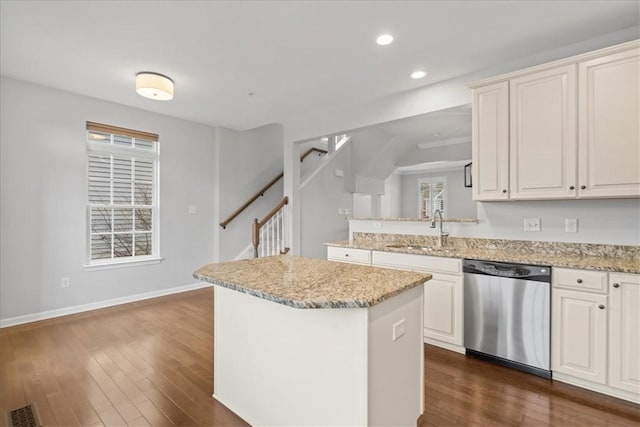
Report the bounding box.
[371,251,464,353]
[552,288,607,384]
[609,273,640,395]
[552,268,640,404]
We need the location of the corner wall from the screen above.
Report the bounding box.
[0,78,217,321]
[300,145,353,259]
[216,124,284,261]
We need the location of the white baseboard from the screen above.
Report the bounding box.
[0,282,213,328]
[553,372,639,404]
[424,337,466,354]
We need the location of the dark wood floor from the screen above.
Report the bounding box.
[1,288,638,426]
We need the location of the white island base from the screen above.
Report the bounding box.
[213,285,424,426]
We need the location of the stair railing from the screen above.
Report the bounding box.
[219,148,327,229]
[252,196,289,258]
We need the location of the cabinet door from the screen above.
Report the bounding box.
[472,81,509,201]
[609,273,640,394]
[510,65,577,199]
[578,48,640,198]
[423,273,463,346]
[552,289,607,384]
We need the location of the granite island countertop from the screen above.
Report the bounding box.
[193,255,431,309]
[326,235,640,274]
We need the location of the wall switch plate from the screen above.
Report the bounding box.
[337,208,344,215]
[188,205,197,214]
[344,208,351,215]
[565,218,578,233]
[524,218,541,232]
[392,319,406,341]
[61,277,70,288]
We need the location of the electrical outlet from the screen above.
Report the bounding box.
[392,319,406,341]
[61,277,70,288]
[337,208,344,215]
[565,218,578,233]
[188,205,197,214]
[524,218,541,232]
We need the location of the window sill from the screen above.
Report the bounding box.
[84,256,163,271]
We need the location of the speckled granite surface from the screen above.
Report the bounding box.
[351,217,479,223]
[326,233,640,274]
[193,255,431,309]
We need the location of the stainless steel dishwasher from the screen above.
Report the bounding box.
[463,259,551,378]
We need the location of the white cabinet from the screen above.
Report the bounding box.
[552,268,640,404]
[472,81,509,200]
[578,49,640,198]
[371,251,464,352]
[609,273,640,394]
[509,65,577,199]
[552,288,607,384]
[326,246,371,265]
[470,40,640,201]
[422,273,464,347]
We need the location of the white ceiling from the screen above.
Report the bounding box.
[1,1,638,130]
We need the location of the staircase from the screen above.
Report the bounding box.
[221,147,327,258]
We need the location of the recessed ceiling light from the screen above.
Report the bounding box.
[411,70,427,79]
[376,34,394,46]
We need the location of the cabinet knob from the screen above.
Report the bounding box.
[576,279,583,284]
[502,189,507,194]
[613,283,620,288]
[599,305,605,310]
[569,185,575,190]
[581,185,586,190]
[345,254,349,257]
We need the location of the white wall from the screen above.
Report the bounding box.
[380,173,403,218]
[216,124,284,261]
[0,78,217,321]
[401,169,476,219]
[300,145,353,258]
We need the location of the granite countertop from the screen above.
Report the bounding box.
[351,217,478,223]
[326,238,640,274]
[193,255,431,309]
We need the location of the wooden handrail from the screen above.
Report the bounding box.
[220,173,283,229]
[253,196,288,257]
[300,147,328,162]
[220,148,327,229]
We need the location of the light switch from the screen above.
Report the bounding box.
[392,319,406,341]
[188,205,198,214]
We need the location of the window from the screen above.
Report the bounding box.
[86,122,159,266]
[418,177,447,219]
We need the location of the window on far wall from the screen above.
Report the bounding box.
[86,121,159,266]
[418,177,447,219]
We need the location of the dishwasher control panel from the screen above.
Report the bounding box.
[463,260,550,282]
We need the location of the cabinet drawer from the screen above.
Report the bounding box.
[327,247,371,265]
[553,267,608,293]
[371,251,461,275]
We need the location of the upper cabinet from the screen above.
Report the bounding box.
[470,40,640,201]
[578,49,640,198]
[472,82,509,201]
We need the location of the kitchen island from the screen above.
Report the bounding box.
[194,255,431,426]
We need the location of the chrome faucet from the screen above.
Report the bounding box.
[430,209,449,248]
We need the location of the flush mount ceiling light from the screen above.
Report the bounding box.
[411,70,427,79]
[135,72,174,101]
[376,34,394,46]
